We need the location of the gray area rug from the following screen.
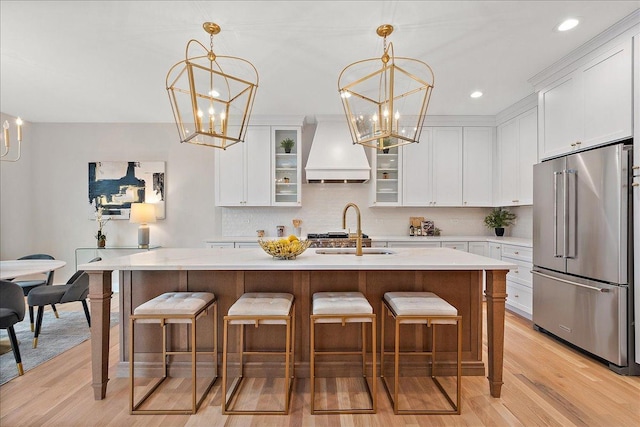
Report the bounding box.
[0,310,119,386]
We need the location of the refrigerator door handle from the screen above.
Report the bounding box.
[532,270,610,292]
[565,169,577,259]
[553,171,563,258]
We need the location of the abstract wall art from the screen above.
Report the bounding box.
[88,161,165,219]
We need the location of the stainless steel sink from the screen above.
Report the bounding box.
[315,248,396,255]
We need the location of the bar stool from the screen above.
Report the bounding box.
[222,292,295,415]
[381,291,462,415]
[129,292,217,415]
[310,291,377,414]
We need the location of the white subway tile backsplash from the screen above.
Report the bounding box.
[221,184,532,239]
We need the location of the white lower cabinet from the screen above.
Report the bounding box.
[468,241,488,257]
[205,242,234,249]
[386,241,441,248]
[501,244,533,319]
[441,241,469,251]
[204,241,258,248]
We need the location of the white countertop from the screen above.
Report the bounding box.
[204,235,533,247]
[79,247,516,272]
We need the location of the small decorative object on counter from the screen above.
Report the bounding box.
[409,216,424,236]
[259,235,311,260]
[280,138,295,154]
[434,227,441,236]
[276,225,285,237]
[416,226,422,236]
[94,206,110,248]
[422,220,435,236]
[484,207,517,236]
[256,229,265,238]
[292,218,302,237]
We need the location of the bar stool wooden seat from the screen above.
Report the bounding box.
[381,291,462,415]
[222,292,295,415]
[310,291,377,414]
[129,292,217,415]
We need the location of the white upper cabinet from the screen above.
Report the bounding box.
[401,128,430,206]
[539,38,633,160]
[496,107,537,206]
[215,126,272,206]
[403,127,463,207]
[463,127,494,206]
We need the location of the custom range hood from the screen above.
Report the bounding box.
[305,116,371,183]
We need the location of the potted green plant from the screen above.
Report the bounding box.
[484,208,516,237]
[280,138,295,153]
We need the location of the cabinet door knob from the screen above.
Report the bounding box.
[576,141,582,145]
[633,182,639,187]
[512,199,519,203]
[571,143,576,147]
[632,165,639,170]
[514,251,519,255]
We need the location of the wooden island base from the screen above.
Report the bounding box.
[89,267,507,400]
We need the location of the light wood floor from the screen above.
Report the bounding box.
[1,298,639,426]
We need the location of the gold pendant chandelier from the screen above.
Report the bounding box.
[166,22,259,150]
[338,24,434,151]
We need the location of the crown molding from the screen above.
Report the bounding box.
[529,9,640,91]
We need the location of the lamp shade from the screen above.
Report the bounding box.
[130,203,156,224]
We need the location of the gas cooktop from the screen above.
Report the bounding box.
[306,232,371,248]
[307,232,370,239]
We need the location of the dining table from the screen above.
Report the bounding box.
[0,259,67,280]
[0,258,67,354]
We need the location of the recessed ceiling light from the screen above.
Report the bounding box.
[557,18,579,32]
[470,91,483,98]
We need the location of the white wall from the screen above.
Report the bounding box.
[0,118,532,283]
[1,120,221,282]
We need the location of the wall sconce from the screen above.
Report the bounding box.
[130,203,156,248]
[338,24,435,151]
[1,117,23,162]
[166,22,259,150]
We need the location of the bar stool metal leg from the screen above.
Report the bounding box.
[129,292,217,415]
[222,293,295,415]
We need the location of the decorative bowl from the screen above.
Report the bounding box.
[258,238,311,260]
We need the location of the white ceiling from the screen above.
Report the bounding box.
[1,1,638,123]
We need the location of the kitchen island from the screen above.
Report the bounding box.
[81,247,515,401]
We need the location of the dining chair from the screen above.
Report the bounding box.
[11,254,57,331]
[27,257,101,348]
[0,280,27,375]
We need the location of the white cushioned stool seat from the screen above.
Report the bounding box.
[312,292,373,323]
[134,292,215,323]
[384,291,457,324]
[227,292,294,324]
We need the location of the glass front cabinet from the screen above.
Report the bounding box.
[272,126,302,206]
[371,145,401,206]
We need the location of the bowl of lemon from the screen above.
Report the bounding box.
[259,235,311,260]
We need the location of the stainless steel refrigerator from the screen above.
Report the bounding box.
[533,141,638,374]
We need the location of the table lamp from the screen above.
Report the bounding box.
[130,203,156,248]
